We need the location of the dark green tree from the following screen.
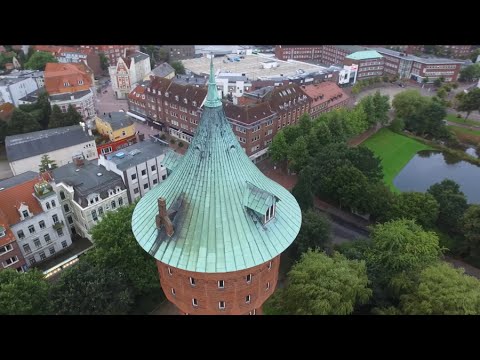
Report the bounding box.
[346,146,383,182]
[50,261,134,315]
[459,63,480,82]
[99,52,109,71]
[462,205,480,259]
[0,269,50,315]
[372,91,391,125]
[291,166,314,210]
[392,90,429,121]
[287,136,309,173]
[291,209,331,259]
[427,179,468,234]
[0,121,8,143]
[65,105,83,126]
[170,61,185,75]
[268,130,288,164]
[298,113,312,135]
[24,51,58,71]
[264,251,371,315]
[39,154,58,172]
[456,88,480,121]
[391,192,440,228]
[86,205,160,296]
[48,105,67,129]
[7,109,41,135]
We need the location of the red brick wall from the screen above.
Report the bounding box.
[0,240,27,273]
[157,255,281,315]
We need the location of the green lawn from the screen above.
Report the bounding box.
[446,114,480,127]
[362,129,432,191]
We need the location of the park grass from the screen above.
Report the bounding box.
[362,128,432,191]
[446,114,480,127]
[448,125,480,145]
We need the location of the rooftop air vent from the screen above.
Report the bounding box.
[115,152,125,158]
[97,173,103,176]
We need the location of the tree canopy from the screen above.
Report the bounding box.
[24,51,58,71]
[390,192,440,228]
[170,61,185,75]
[459,63,480,82]
[291,209,331,259]
[7,108,41,135]
[264,250,371,315]
[462,205,480,259]
[39,154,58,172]
[456,88,480,121]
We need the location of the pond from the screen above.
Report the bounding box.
[393,150,480,204]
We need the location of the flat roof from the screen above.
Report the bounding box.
[106,140,170,171]
[182,54,327,81]
[346,50,383,60]
[0,171,38,190]
[374,47,465,64]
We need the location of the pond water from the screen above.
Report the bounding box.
[393,150,480,204]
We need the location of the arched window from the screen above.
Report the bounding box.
[60,191,65,200]
[111,201,116,209]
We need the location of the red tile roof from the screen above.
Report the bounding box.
[44,63,92,94]
[0,173,52,227]
[127,84,146,100]
[224,102,275,125]
[300,81,349,108]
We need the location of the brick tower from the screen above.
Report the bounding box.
[132,57,302,315]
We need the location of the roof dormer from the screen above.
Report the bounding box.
[243,182,278,225]
[18,203,31,221]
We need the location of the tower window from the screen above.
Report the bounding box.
[171,288,176,296]
[219,301,226,310]
[246,274,252,284]
[192,298,198,307]
[266,282,271,291]
[245,295,251,304]
[167,267,172,276]
[189,277,196,286]
[218,280,224,289]
[249,309,256,315]
[268,261,272,270]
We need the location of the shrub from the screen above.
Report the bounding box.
[170,138,176,144]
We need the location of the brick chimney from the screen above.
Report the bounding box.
[156,197,174,237]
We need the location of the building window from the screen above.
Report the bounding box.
[34,238,41,248]
[67,215,74,224]
[192,298,198,307]
[64,203,71,212]
[133,187,139,194]
[153,179,158,185]
[60,191,66,200]
[49,246,55,255]
[171,288,176,296]
[246,274,252,283]
[98,207,104,216]
[189,277,196,286]
[268,261,272,270]
[218,280,225,289]
[51,200,56,207]
[118,197,123,206]
[151,165,156,172]
[61,240,68,248]
[249,309,256,315]
[39,251,46,260]
[122,131,126,136]
[52,214,59,223]
[111,201,116,209]
[29,256,36,265]
[264,204,275,224]
[246,295,251,304]
[219,301,226,310]
[4,256,18,266]
[28,225,35,234]
[57,228,64,237]
[46,202,51,210]
[143,183,149,190]
[17,230,24,239]
[92,210,98,221]
[131,173,137,181]
[266,282,271,291]
[39,220,46,229]
[23,244,31,254]
[44,234,51,243]
[162,175,166,180]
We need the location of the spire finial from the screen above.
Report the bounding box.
[204,53,222,108]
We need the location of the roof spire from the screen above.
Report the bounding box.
[204,54,222,108]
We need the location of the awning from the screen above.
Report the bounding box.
[127,111,146,122]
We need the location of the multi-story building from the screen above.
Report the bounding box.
[275,45,323,61]
[5,125,97,176]
[0,77,39,106]
[0,213,27,273]
[51,159,128,241]
[94,112,135,142]
[300,82,349,119]
[375,47,464,82]
[320,45,367,66]
[0,69,44,89]
[343,50,384,80]
[439,45,472,58]
[131,60,301,315]
[79,45,139,66]
[150,63,175,80]
[0,171,73,269]
[98,140,178,203]
[216,72,252,100]
[44,63,96,120]
[158,45,195,61]
[109,51,151,99]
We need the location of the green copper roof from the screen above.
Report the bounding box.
[204,56,222,108]
[131,63,302,273]
[346,50,383,60]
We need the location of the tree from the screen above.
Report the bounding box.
[291,209,331,259]
[0,269,50,315]
[456,88,480,121]
[268,130,288,164]
[264,251,371,315]
[312,120,333,147]
[336,239,372,261]
[364,182,395,223]
[427,180,468,234]
[359,95,376,126]
[65,104,83,126]
[372,91,391,125]
[48,105,65,129]
[470,48,480,63]
[462,205,480,259]
[346,146,383,182]
[389,118,405,133]
[99,52,109,72]
[400,262,480,315]
[86,204,160,296]
[330,165,370,212]
[39,154,58,172]
[7,108,41,135]
[390,192,439,228]
[50,261,134,315]
[392,90,429,122]
[433,78,443,87]
[298,113,312,135]
[24,51,58,71]
[170,61,185,75]
[459,63,480,82]
[366,219,442,290]
[287,136,308,173]
[158,48,170,63]
[291,166,314,210]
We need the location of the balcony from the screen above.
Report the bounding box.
[34,181,54,199]
[53,221,65,230]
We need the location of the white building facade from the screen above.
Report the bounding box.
[0,77,39,106]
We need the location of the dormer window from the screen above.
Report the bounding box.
[265,204,275,224]
[64,82,70,87]
[192,101,196,107]
[165,92,169,97]
[183,98,188,104]
[78,80,84,85]
[22,210,29,219]
[115,186,121,193]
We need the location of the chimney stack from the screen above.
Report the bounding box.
[156,197,174,237]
